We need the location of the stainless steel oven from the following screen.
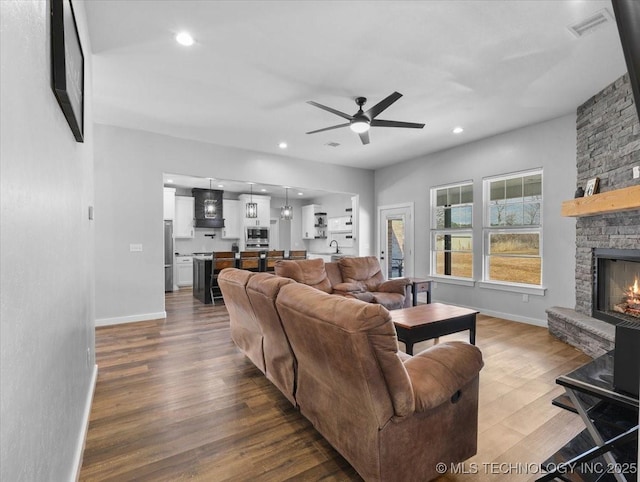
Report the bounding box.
[246,227,269,250]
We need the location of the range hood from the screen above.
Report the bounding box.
[192,188,225,228]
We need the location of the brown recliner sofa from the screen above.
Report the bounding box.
[275,256,412,310]
[219,267,484,481]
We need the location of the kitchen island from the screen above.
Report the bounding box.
[193,256,213,304]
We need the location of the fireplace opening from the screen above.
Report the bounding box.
[593,248,640,325]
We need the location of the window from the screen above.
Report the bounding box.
[483,170,542,286]
[431,182,473,279]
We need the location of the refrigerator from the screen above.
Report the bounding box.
[164,220,174,292]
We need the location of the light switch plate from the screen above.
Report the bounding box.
[633,166,640,179]
[130,243,143,252]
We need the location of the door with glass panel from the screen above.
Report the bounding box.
[379,204,413,279]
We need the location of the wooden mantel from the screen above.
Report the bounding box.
[561,185,640,217]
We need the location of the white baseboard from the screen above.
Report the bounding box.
[430,298,547,327]
[71,363,97,482]
[478,307,547,327]
[95,311,166,327]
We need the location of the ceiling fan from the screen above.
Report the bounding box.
[306,91,425,145]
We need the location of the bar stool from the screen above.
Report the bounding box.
[287,250,307,260]
[209,251,237,304]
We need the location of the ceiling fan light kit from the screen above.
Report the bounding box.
[306,91,424,145]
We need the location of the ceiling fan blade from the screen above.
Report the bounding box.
[306,122,350,135]
[307,101,353,121]
[359,131,370,145]
[365,91,403,119]
[370,119,425,129]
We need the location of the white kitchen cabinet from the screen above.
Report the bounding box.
[163,187,175,220]
[222,199,241,239]
[176,256,193,286]
[302,204,327,240]
[238,194,270,227]
[174,196,194,238]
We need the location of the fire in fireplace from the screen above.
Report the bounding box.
[593,248,640,325]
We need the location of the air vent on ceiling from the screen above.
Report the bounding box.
[567,9,612,38]
[325,142,340,147]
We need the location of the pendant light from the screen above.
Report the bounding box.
[246,183,258,218]
[280,187,293,220]
[203,178,217,218]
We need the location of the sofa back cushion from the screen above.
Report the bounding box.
[217,268,265,373]
[338,256,385,291]
[246,273,296,405]
[274,258,333,293]
[276,283,415,431]
[324,262,343,287]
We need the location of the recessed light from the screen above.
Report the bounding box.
[297,192,303,196]
[166,179,174,183]
[175,32,194,46]
[217,184,224,188]
[453,127,464,134]
[278,142,288,149]
[260,189,267,192]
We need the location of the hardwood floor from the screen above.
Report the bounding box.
[80,288,591,481]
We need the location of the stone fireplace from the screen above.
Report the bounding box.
[547,74,640,358]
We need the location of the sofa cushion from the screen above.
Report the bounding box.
[338,256,385,291]
[371,292,405,310]
[274,258,333,293]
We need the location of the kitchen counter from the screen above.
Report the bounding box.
[308,252,353,262]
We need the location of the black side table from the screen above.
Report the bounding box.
[538,351,638,481]
[404,278,431,306]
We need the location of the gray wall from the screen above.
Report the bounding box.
[375,114,578,325]
[0,1,96,480]
[94,124,375,324]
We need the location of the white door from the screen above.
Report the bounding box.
[378,204,414,279]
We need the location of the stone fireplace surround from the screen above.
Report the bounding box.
[547,74,640,358]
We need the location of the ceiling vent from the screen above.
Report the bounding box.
[567,9,612,38]
[325,142,340,147]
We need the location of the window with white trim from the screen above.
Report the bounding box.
[430,182,473,279]
[483,169,542,286]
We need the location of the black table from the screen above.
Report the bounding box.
[403,278,432,306]
[391,303,477,355]
[538,351,638,481]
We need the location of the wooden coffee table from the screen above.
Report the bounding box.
[391,303,478,355]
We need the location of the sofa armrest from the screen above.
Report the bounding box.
[377,278,411,295]
[403,341,483,412]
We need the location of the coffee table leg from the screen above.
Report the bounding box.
[470,316,476,345]
[405,340,414,356]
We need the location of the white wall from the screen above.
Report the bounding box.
[0,1,96,480]
[375,115,577,325]
[94,124,375,324]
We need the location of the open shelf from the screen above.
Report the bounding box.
[561,185,640,217]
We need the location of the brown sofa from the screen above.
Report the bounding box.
[218,267,484,481]
[275,256,412,310]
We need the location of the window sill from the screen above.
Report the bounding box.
[429,275,475,287]
[477,281,546,296]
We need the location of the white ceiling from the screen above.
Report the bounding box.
[86,0,627,170]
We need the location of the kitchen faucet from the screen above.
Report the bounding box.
[329,240,340,254]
